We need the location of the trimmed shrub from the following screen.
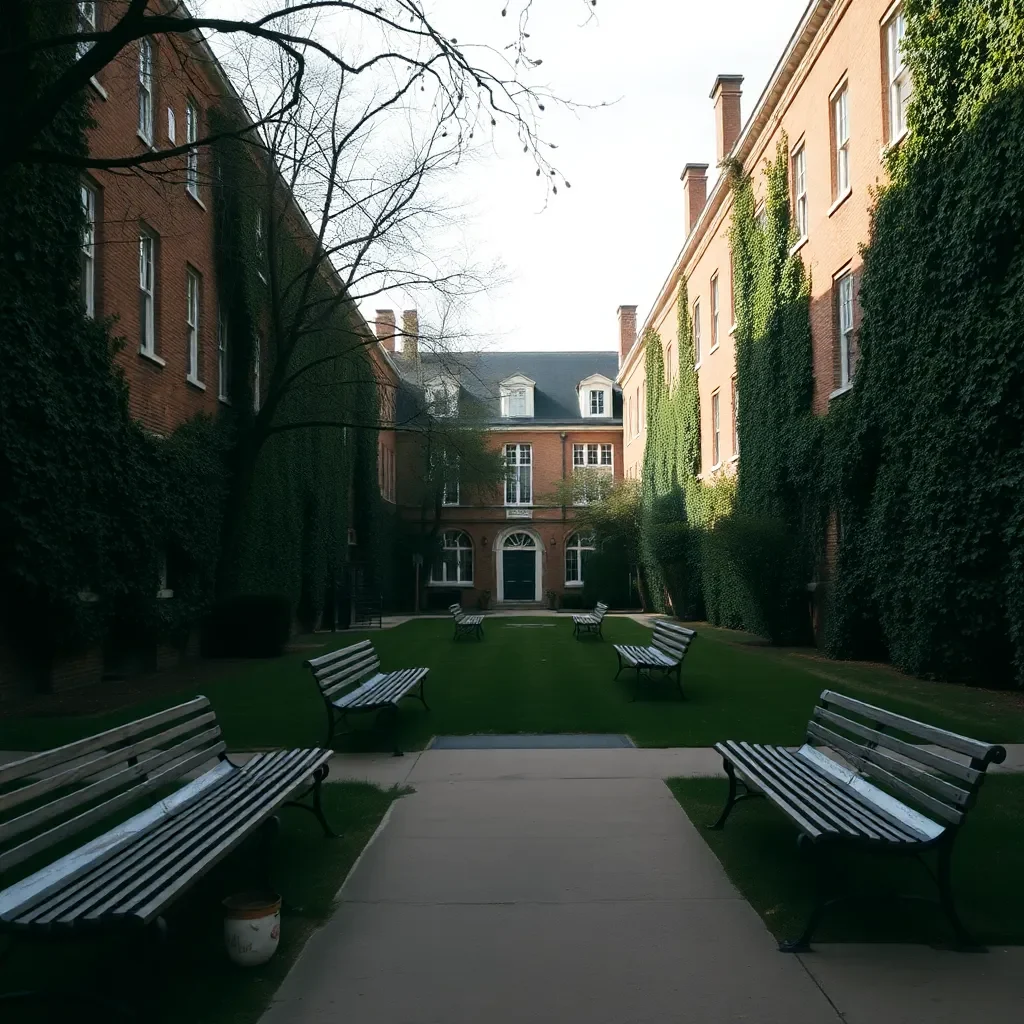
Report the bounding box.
[202,594,292,658]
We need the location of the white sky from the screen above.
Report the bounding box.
[395,0,809,352]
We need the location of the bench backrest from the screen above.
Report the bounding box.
[593,602,609,620]
[306,640,381,702]
[806,690,1007,828]
[652,621,695,662]
[449,603,467,621]
[0,697,224,877]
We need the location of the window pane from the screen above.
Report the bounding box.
[566,548,579,583]
[519,465,531,503]
[600,444,612,466]
[573,444,584,466]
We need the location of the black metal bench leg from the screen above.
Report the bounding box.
[780,838,829,953]
[708,759,739,830]
[284,765,339,838]
[417,675,430,711]
[614,652,625,680]
[937,842,980,949]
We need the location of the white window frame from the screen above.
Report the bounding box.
[76,2,96,60]
[185,99,199,199]
[81,183,96,318]
[792,144,808,240]
[837,271,855,387]
[440,452,460,506]
[217,306,229,401]
[833,84,850,198]
[710,274,720,350]
[572,443,613,505]
[186,267,201,384]
[886,9,912,142]
[589,389,605,416]
[426,380,458,418]
[693,301,701,364]
[139,229,155,355]
[507,387,528,417]
[430,530,474,585]
[711,389,721,468]
[565,532,596,587]
[505,443,533,506]
[138,38,154,144]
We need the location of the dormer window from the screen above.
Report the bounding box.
[499,374,536,418]
[578,374,614,419]
[425,378,459,418]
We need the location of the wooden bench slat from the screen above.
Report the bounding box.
[812,707,982,786]
[305,640,375,671]
[0,741,226,877]
[807,719,973,808]
[0,698,212,788]
[317,651,381,691]
[819,691,1005,764]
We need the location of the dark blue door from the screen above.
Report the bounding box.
[503,550,535,601]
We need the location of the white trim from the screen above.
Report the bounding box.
[427,580,473,588]
[829,382,854,401]
[710,462,723,472]
[708,344,720,356]
[89,76,107,100]
[139,349,166,368]
[827,188,853,217]
[156,589,174,600]
[186,376,206,391]
[186,191,207,211]
[495,527,543,603]
[728,324,737,336]
[729,454,740,464]
[790,236,809,256]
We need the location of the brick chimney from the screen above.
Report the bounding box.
[401,309,419,360]
[617,305,637,367]
[681,164,709,236]
[375,309,396,352]
[711,75,744,163]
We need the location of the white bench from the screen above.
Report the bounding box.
[449,602,484,641]
[306,640,429,755]
[613,620,695,697]
[572,601,608,640]
[0,698,333,938]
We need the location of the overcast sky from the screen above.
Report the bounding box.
[365,0,809,353]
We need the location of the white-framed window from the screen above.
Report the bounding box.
[565,532,596,586]
[186,267,200,383]
[589,389,605,416]
[138,38,154,143]
[792,144,808,240]
[711,389,721,467]
[572,443,613,504]
[76,2,96,60]
[431,530,473,585]
[508,387,527,416]
[837,270,855,387]
[185,99,199,198]
[756,203,769,231]
[138,229,155,355]
[731,375,739,456]
[438,452,460,506]
[81,183,96,318]
[693,301,701,364]
[426,380,458,418]
[711,274,720,349]
[886,9,912,141]
[833,84,850,197]
[253,334,262,412]
[505,443,532,505]
[217,306,229,400]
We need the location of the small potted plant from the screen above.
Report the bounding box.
[546,590,559,611]
[477,589,491,611]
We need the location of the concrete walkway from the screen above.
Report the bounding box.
[260,750,1024,1024]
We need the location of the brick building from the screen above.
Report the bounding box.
[374,312,625,608]
[620,0,912,482]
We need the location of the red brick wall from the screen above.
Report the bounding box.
[84,9,223,436]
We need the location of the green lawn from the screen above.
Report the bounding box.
[668,775,1024,945]
[2,616,1024,753]
[0,782,406,1024]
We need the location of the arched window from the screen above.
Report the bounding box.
[503,532,537,549]
[431,530,473,585]
[565,532,595,586]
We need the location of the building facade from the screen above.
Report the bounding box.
[620,0,910,482]
[375,313,627,608]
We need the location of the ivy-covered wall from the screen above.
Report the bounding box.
[0,2,227,686]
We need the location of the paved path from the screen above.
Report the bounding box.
[260,750,1024,1024]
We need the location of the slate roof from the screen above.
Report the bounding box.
[395,350,622,426]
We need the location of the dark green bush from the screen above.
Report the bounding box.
[202,595,292,658]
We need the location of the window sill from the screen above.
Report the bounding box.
[186,375,206,391]
[186,189,206,211]
[442,504,460,509]
[140,348,166,368]
[710,462,723,473]
[790,236,809,256]
[828,188,853,218]
[880,128,909,161]
[137,130,156,151]
[829,382,854,401]
[427,581,473,588]
[218,394,231,405]
[708,343,720,356]
[156,589,174,600]
[694,361,702,372]
[89,77,108,100]
[729,454,739,464]
[564,581,584,588]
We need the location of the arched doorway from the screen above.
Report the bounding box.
[498,530,541,602]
